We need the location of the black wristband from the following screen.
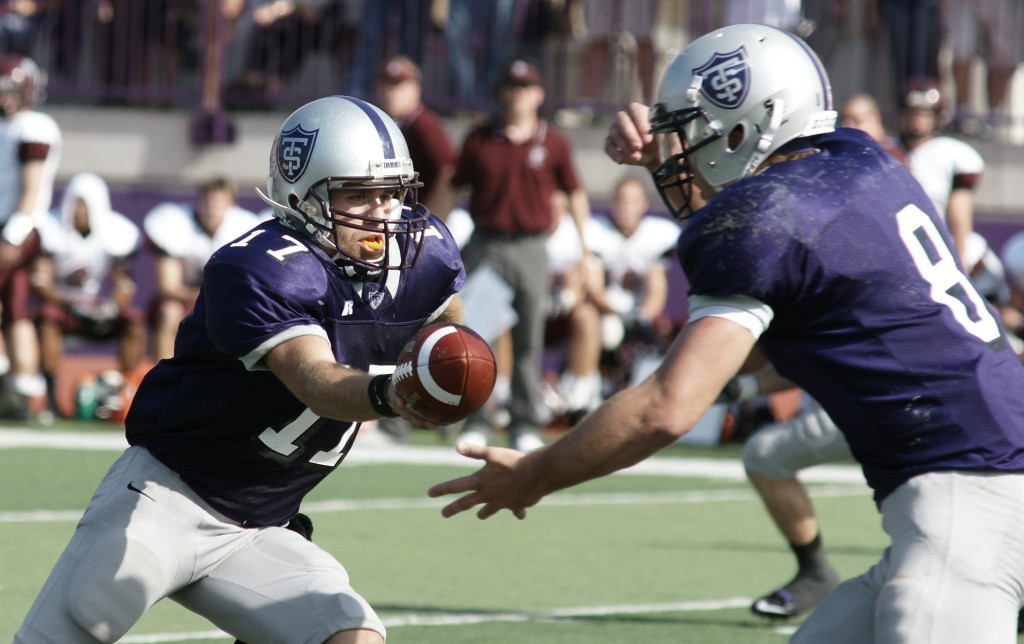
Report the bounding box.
[368,374,398,418]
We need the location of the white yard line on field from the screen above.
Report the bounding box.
[119,597,759,642]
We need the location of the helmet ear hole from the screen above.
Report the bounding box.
[727,125,744,152]
[287,193,315,218]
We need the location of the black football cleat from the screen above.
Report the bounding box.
[751,589,799,619]
[751,566,839,620]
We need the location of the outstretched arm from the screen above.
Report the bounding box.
[263,293,466,428]
[266,334,403,422]
[428,315,757,519]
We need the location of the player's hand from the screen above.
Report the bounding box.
[604,103,661,171]
[387,378,441,430]
[428,442,540,520]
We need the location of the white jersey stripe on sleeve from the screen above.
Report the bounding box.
[686,294,774,340]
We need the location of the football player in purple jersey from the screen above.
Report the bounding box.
[430,23,1024,643]
[16,96,466,644]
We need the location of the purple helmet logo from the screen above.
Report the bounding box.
[277,125,319,183]
[693,47,749,110]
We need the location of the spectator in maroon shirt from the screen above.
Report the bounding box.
[376,56,460,219]
[450,58,592,452]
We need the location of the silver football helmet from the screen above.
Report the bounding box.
[259,95,427,277]
[0,55,44,118]
[650,24,837,219]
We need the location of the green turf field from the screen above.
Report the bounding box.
[0,423,926,643]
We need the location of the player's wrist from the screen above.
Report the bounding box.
[367,374,398,418]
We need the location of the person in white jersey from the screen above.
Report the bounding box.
[0,54,61,417]
[589,175,681,388]
[143,176,262,360]
[899,77,984,262]
[33,172,146,418]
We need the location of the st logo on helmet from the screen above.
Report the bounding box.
[277,125,319,184]
[693,47,749,110]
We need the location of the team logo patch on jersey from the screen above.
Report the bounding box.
[277,125,319,183]
[694,47,749,110]
[528,144,547,169]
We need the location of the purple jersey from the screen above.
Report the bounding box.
[680,128,1024,503]
[126,214,465,526]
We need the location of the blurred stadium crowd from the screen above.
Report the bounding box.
[0,0,1023,430]
[2,1,1023,142]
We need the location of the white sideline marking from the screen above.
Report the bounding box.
[0,509,83,523]
[121,633,226,643]
[0,428,129,450]
[0,427,867,525]
[119,597,756,642]
[0,427,866,484]
[0,485,865,525]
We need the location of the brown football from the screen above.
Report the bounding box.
[393,324,497,425]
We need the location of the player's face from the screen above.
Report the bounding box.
[328,186,400,263]
[0,88,21,118]
[840,99,882,140]
[498,83,544,117]
[611,181,648,235]
[73,198,90,235]
[196,188,234,235]
[378,79,419,119]
[902,107,936,140]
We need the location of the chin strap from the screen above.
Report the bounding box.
[259,185,356,272]
[257,185,334,247]
[340,262,384,280]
